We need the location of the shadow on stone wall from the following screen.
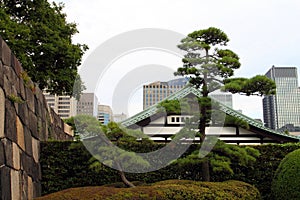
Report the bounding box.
[0,35,73,199]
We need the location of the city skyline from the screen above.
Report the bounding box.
[52,0,300,119]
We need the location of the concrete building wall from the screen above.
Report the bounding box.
[77,93,98,117]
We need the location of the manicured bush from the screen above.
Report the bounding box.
[35,180,261,200]
[271,149,300,200]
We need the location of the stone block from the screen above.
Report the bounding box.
[0,36,2,60]
[64,123,74,137]
[21,152,33,177]
[20,171,28,200]
[0,166,12,200]
[3,75,12,97]
[18,102,29,127]
[32,137,39,163]
[24,127,32,157]
[3,66,15,89]
[16,117,25,151]
[35,87,44,103]
[39,120,47,141]
[28,111,37,139]
[11,54,22,78]
[0,140,4,165]
[11,169,20,200]
[19,77,26,101]
[0,88,4,138]
[12,142,21,170]
[0,62,3,87]
[5,99,17,143]
[34,98,41,118]
[3,138,13,168]
[30,161,40,182]
[27,176,33,200]
[25,87,35,113]
[33,181,41,198]
[1,40,11,66]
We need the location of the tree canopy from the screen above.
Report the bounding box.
[175,27,276,181]
[175,27,276,136]
[0,0,87,96]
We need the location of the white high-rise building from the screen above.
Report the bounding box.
[44,93,77,119]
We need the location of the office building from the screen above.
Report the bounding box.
[77,93,98,117]
[209,92,233,108]
[98,105,113,125]
[113,113,127,122]
[44,93,77,119]
[263,66,300,130]
[143,78,188,109]
[143,78,233,110]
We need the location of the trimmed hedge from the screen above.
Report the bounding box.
[36,180,261,200]
[271,149,300,200]
[40,141,300,199]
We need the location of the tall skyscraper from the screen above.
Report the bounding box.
[143,78,188,109]
[263,66,300,130]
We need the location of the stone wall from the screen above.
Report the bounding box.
[0,36,73,199]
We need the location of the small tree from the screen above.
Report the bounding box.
[175,27,276,181]
[74,116,151,187]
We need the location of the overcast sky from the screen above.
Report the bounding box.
[52,0,300,119]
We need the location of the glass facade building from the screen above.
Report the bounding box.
[263,66,300,130]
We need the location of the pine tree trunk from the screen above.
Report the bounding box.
[202,159,210,181]
[200,49,211,182]
[118,170,136,188]
[115,162,135,187]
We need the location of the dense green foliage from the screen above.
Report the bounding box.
[36,180,260,200]
[0,0,87,96]
[230,144,300,200]
[222,75,276,96]
[175,27,276,181]
[176,27,241,91]
[271,149,300,200]
[175,140,259,176]
[40,141,300,199]
[175,27,275,97]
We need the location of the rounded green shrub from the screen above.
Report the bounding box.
[271,148,300,199]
